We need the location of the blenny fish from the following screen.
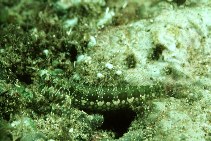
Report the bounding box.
[70,7,211,111]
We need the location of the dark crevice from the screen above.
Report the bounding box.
[60,41,79,62]
[10,64,33,85]
[16,73,33,85]
[68,45,78,62]
[173,0,186,6]
[86,108,137,139]
[125,53,137,69]
[150,44,166,60]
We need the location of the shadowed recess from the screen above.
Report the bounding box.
[87,108,137,139]
[101,109,136,138]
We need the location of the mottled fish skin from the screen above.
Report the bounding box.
[70,7,211,111]
[70,81,168,111]
[70,76,186,111]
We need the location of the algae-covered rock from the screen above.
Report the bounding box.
[71,6,211,111]
[1,0,211,140]
[134,89,211,141]
[69,5,211,140]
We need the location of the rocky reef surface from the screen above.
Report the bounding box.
[0,0,211,140]
[72,6,211,110]
[71,5,211,140]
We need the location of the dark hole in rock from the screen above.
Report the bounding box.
[69,46,78,62]
[125,54,137,69]
[62,42,78,62]
[68,44,78,62]
[87,108,137,139]
[151,44,166,60]
[10,64,33,85]
[173,0,186,6]
[101,109,136,138]
[16,73,33,85]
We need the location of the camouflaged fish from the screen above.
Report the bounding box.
[70,7,211,111]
